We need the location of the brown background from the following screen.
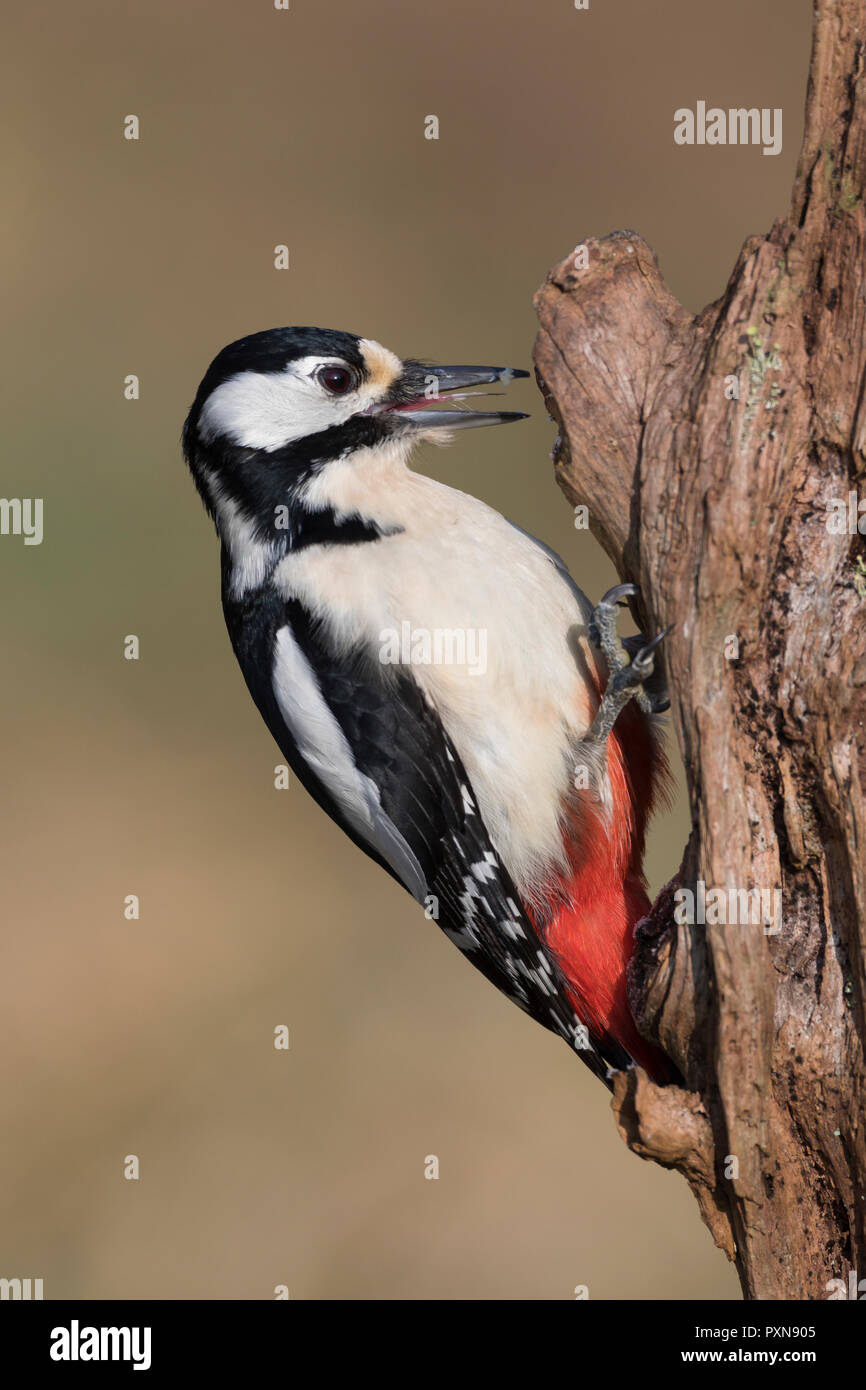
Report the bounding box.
[1,0,809,1299]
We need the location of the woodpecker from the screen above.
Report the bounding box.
[183,327,673,1087]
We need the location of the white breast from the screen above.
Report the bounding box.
[271,443,601,906]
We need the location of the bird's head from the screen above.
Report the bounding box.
[182,327,528,540]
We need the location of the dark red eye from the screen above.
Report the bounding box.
[317,365,356,395]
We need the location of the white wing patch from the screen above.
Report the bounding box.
[271,624,427,902]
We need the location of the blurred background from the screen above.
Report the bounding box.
[1,0,809,1299]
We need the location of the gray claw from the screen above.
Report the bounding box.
[590,585,638,647]
[629,626,671,678]
[599,582,638,608]
[589,583,642,673]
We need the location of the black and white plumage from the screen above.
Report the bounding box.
[183,327,665,1087]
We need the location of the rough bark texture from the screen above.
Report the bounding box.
[533,0,866,1300]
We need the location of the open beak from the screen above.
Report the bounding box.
[371,364,530,431]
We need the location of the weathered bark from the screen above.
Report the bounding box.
[533,0,866,1300]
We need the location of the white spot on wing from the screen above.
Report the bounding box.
[471,853,497,883]
[500,919,525,941]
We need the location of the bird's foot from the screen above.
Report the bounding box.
[588,583,637,677]
[587,585,669,741]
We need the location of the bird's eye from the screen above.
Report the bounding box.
[316,365,357,395]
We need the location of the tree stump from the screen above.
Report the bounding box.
[533,0,866,1300]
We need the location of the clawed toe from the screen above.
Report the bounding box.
[586,591,670,741]
[589,584,638,650]
[612,628,670,712]
[631,626,671,676]
[599,582,639,609]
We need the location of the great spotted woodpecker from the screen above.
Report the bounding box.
[183,327,673,1088]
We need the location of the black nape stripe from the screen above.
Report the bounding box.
[289,510,403,551]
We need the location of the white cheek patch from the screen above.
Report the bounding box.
[196,347,401,453]
[198,361,349,451]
